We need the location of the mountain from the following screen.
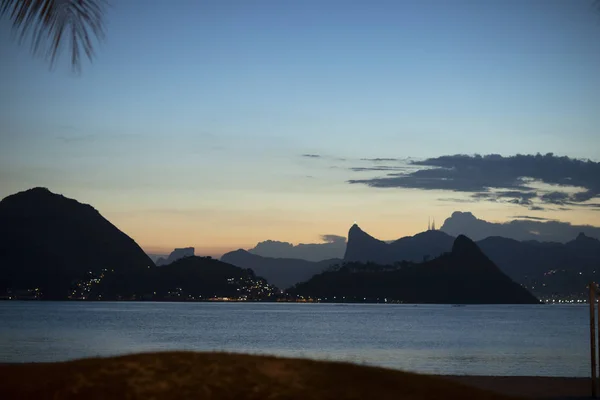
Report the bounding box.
[156,247,195,266]
[388,229,455,262]
[96,256,278,301]
[248,235,346,262]
[343,222,600,298]
[343,224,395,264]
[221,250,341,289]
[478,233,600,297]
[344,224,454,264]
[0,188,154,299]
[290,235,539,304]
[147,253,168,264]
[566,233,600,260]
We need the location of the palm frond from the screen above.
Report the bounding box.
[0,0,106,72]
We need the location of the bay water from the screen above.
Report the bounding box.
[0,302,588,377]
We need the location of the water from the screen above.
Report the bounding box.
[0,302,590,377]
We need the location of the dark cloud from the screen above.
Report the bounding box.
[302,154,321,158]
[494,190,537,205]
[348,153,600,209]
[441,211,600,242]
[529,205,545,211]
[540,191,570,205]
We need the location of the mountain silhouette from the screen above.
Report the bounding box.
[96,256,277,301]
[478,233,600,297]
[343,222,600,298]
[156,247,195,266]
[248,236,346,262]
[566,233,600,260]
[0,188,154,299]
[344,224,395,264]
[221,249,341,289]
[388,229,455,262]
[344,224,454,264]
[291,235,539,304]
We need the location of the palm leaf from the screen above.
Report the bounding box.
[0,0,106,72]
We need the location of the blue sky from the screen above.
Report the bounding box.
[1,0,599,255]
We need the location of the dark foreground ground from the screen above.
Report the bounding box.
[0,352,591,400]
[444,375,590,400]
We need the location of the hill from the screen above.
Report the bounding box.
[291,235,538,304]
[0,188,154,299]
[221,250,340,289]
[96,256,278,301]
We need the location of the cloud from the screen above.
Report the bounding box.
[529,205,546,211]
[437,197,479,203]
[540,191,570,205]
[348,153,600,209]
[360,158,399,162]
[495,190,537,205]
[320,234,346,244]
[350,166,410,172]
[301,154,321,158]
[511,215,554,221]
[441,211,600,242]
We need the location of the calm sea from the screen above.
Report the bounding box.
[0,302,590,377]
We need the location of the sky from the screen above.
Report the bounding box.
[1,0,600,257]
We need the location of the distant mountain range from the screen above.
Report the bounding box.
[290,235,539,304]
[1,187,597,302]
[224,222,600,298]
[156,247,195,266]
[221,250,341,289]
[343,224,600,298]
[230,211,600,264]
[247,235,346,262]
